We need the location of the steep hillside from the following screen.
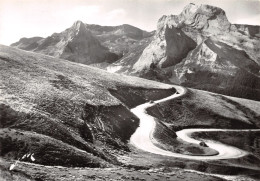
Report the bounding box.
[1,44,260,180]
[146,88,260,166]
[129,3,260,101]
[11,21,119,64]
[175,37,260,100]
[0,44,175,167]
[147,88,260,130]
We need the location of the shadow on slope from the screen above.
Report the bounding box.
[0,45,174,167]
[147,89,259,131]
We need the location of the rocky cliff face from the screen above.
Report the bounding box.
[132,3,260,101]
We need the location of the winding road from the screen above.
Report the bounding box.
[130,85,258,160]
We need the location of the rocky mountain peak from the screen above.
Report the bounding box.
[72,20,86,31]
[181,3,226,18]
[69,20,92,38]
[157,3,231,36]
[11,21,119,64]
[131,3,260,101]
[180,3,200,18]
[134,3,235,72]
[180,4,230,33]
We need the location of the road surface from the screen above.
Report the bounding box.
[130,85,255,160]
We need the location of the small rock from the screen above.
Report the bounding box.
[199,141,208,147]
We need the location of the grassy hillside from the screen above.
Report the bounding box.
[140,86,259,158]
[147,88,260,131]
[0,44,175,167]
[143,88,260,178]
[192,131,260,160]
[146,87,260,156]
[1,44,260,180]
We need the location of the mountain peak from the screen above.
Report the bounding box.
[72,20,87,32]
[181,3,226,17]
[156,3,231,35]
[179,3,230,32]
[181,3,200,16]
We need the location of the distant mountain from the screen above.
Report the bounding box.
[86,24,153,54]
[133,3,260,71]
[110,3,260,101]
[11,21,118,64]
[84,24,154,69]
[11,4,260,101]
[11,22,153,65]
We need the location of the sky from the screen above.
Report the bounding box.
[0,0,260,45]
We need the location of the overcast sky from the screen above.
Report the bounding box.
[0,0,260,45]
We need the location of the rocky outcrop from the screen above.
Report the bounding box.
[132,3,260,101]
[133,3,239,73]
[179,3,231,34]
[130,4,259,78]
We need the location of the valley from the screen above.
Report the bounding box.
[1,2,260,181]
[1,44,260,180]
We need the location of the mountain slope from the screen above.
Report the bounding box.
[10,4,260,101]
[1,44,260,180]
[0,44,175,167]
[173,37,260,100]
[130,3,260,101]
[11,21,119,64]
[86,24,155,72]
[86,24,153,55]
[11,22,154,67]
